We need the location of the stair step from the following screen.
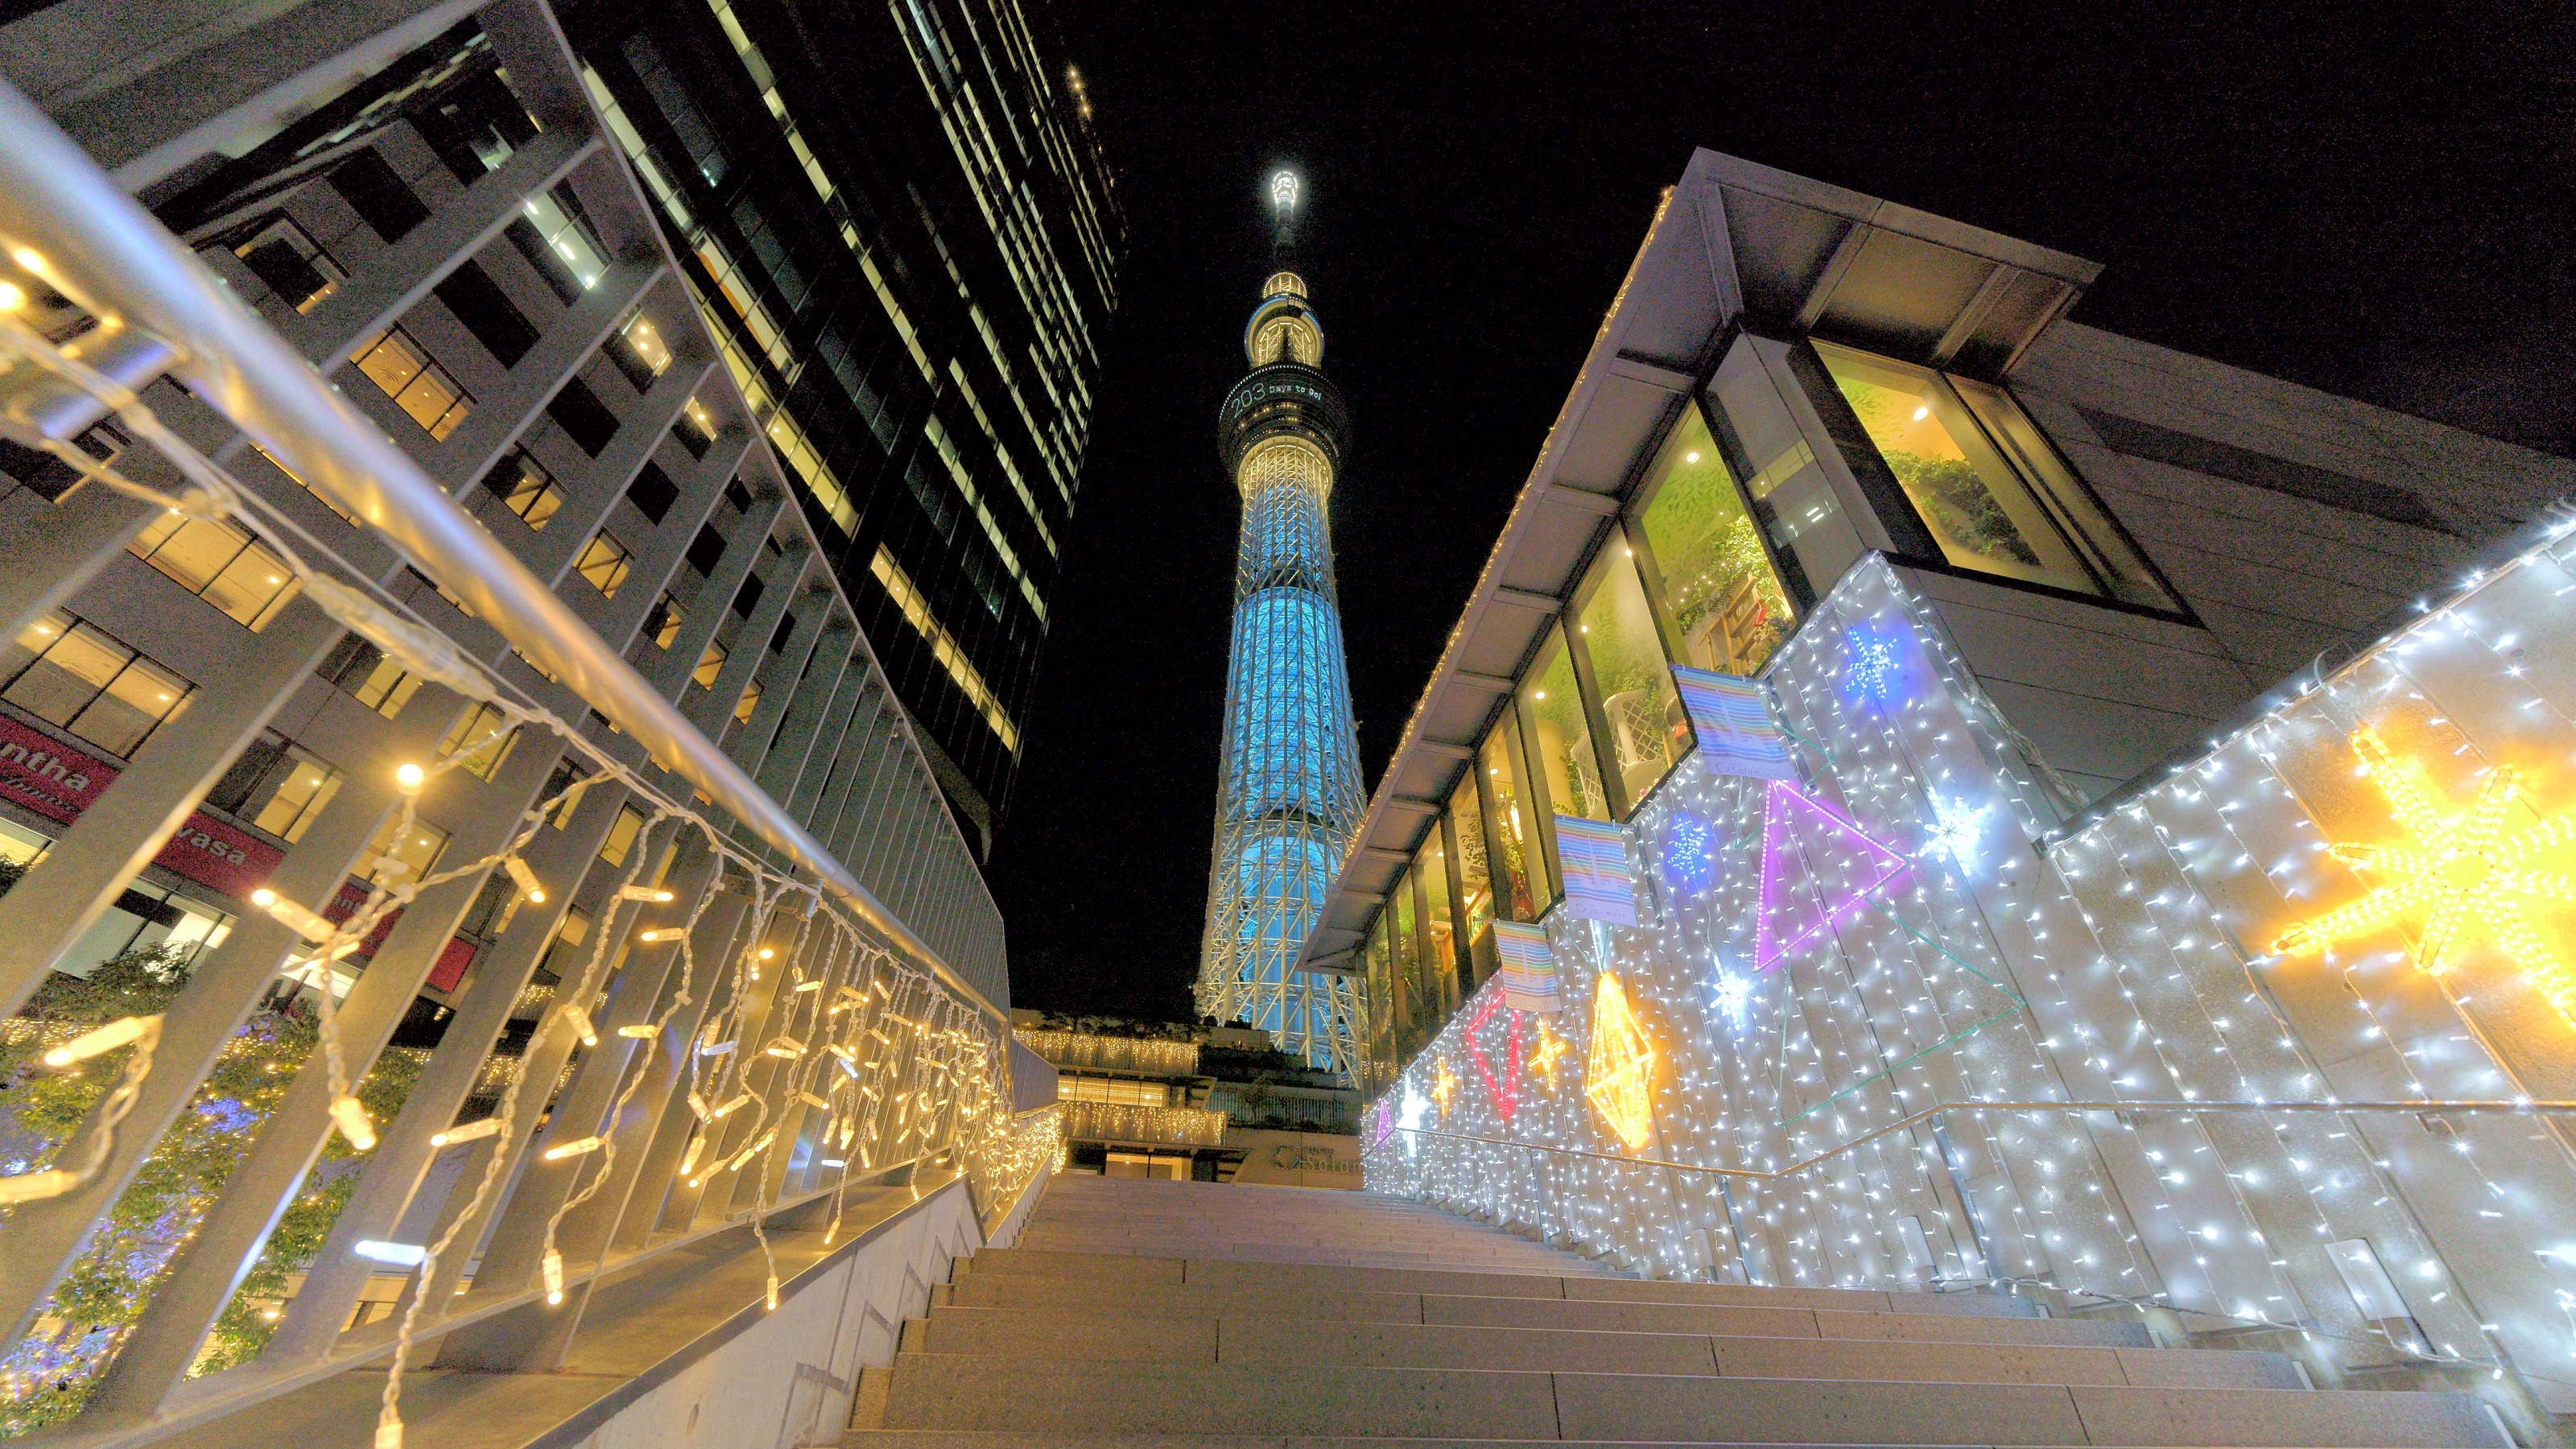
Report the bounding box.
[942,1276,2149,1348]
[905,1307,2292,1388]
[845,1439,2461,1449]
[968,1247,2032,1316]
[867,1358,2502,1447]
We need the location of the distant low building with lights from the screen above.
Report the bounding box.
[1014,1013,1361,1185]
[1320,149,2576,1411]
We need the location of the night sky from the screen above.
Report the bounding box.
[985,2,2576,1022]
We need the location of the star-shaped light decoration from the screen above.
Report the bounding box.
[1526,1019,1569,1088]
[2275,726,2576,1027]
[1583,971,1657,1149]
[1431,1059,1459,1117]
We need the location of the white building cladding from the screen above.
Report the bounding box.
[1316,149,2576,1414]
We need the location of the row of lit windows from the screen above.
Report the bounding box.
[1056,1074,1171,1107]
[1362,337,2180,1080]
[870,547,1019,751]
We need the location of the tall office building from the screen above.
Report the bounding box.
[559,0,1122,851]
[1194,172,1368,1078]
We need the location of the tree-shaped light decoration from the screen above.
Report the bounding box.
[2273,726,2576,1027]
[1583,970,1657,1149]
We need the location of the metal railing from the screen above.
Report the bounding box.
[0,6,1042,1444]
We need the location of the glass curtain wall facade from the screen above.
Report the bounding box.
[1196,254,1368,1078]
[560,0,1122,850]
[1356,329,2168,1088]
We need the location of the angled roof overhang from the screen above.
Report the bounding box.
[1294,149,2099,978]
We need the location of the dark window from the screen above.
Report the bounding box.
[625,460,679,523]
[434,262,539,367]
[605,326,660,392]
[547,377,620,455]
[506,217,584,305]
[724,478,755,513]
[769,612,797,652]
[685,524,727,576]
[204,732,291,815]
[622,35,729,186]
[673,406,712,457]
[237,236,332,312]
[731,572,765,618]
[0,437,80,501]
[328,150,430,242]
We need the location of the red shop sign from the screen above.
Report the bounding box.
[0,712,283,900]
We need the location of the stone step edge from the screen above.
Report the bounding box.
[882,1344,2284,1395]
[901,1309,2190,1357]
[840,1422,2452,1433]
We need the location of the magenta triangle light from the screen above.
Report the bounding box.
[1752,781,1909,971]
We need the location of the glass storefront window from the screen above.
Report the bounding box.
[1447,779,1499,983]
[1389,864,1423,1059]
[1519,624,1609,821]
[1479,706,1540,919]
[1816,341,2165,605]
[1417,832,1459,1010]
[1574,546,1689,811]
[1637,407,1794,675]
[1364,907,1397,1075]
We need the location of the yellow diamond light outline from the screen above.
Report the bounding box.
[2274,726,2576,1027]
[1583,971,1657,1149]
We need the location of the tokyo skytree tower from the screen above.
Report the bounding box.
[1195,170,1368,1079]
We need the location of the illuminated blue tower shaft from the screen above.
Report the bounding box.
[1196,203,1366,1078]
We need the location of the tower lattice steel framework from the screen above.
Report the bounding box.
[1195,171,1368,1079]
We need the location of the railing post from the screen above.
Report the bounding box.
[258,762,641,1364]
[0,751,409,1354]
[80,734,566,1425]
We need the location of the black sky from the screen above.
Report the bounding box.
[985,2,2576,1022]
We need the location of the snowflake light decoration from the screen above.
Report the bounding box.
[2273,726,2576,1027]
[1707,963,1753,1034]
[1843,625,1902,704]
[1921,795,1992,871]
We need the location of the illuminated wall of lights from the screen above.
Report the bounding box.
[1368,539,2576,1410]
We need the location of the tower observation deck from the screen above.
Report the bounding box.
[1194,171,1368,1079]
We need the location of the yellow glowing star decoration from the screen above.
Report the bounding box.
[1526,1019,1569,1088]
[1583,972,1657,1149]
[2274,727,2576,1027]
[1430,1059,1459,1117]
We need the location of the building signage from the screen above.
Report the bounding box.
[0,713,280,899]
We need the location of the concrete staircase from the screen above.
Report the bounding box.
[842,1175,2508,1448]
